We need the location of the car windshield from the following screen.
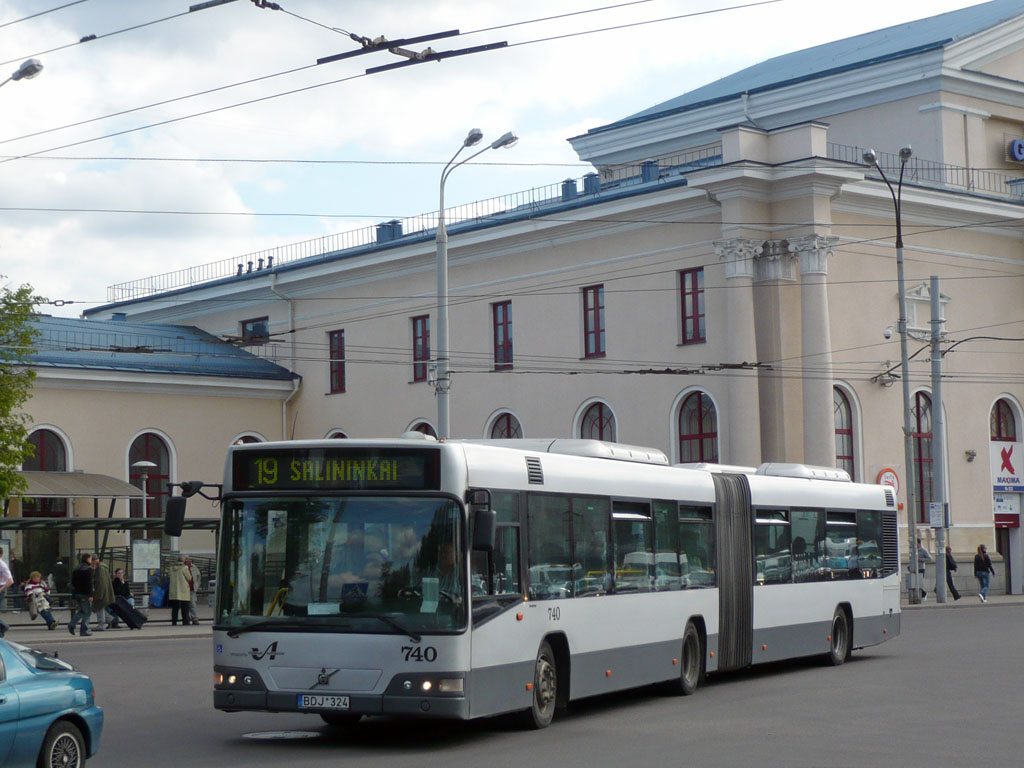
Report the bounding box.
[218,495,465,633]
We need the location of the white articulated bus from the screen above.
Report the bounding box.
[210,437,900,728]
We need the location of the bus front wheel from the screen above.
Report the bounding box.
[523,640,557,729]
[825,608,851,666]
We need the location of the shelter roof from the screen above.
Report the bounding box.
[14,471,144,499]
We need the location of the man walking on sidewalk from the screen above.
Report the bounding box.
[944,546,961,601]
[68,553,95,636]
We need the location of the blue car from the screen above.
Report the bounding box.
[0,638,103,767]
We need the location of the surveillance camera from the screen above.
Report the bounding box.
[883,327,892,339]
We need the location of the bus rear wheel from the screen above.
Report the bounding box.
[825,608,851,666]
[523,640,557,729]
[669,621,703,695]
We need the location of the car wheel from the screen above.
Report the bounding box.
[37,721,85,768]
[522,640,557,729]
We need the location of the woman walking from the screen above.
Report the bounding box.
[974,544,996,602]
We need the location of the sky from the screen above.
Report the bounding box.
[0,0,991,317]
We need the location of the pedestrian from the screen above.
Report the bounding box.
[183,555,202,626]
[90,555,115,632]
[944,546,961,601]
[49,556,69,607]
[916,539,931,601]
[22,571,58,629]
[68,553,94,637]
[0,547,13,638]
[974,544,996,602]
[109,567,133,629]
[167,554,192,627]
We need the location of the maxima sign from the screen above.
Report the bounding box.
[991,441,1024,492]
[1010,138,1024,163]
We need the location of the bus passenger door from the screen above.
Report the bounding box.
[712,473,753,671]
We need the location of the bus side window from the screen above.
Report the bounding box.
[471,491,521,597]
[790,509,824,582]
[754,510,791,585]
[678,506,714,588]
[653,500,681,591]
[526,494,573,600]
[856,510,883,578]
[612,502,653,593]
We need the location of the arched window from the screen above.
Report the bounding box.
[580,402,616,441]
[129,432,171,518]
[21,429,68,576]
[22,429,68,517]
[834,388,855,479]
[328,431,349,439]
[911,392,933,525]
[412,422,437,438]
[678,391,717,463]
[233,435,263,445]
[490,412,522,439]
[991,399,1017,441]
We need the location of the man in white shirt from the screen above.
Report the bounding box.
[0,547,14,637]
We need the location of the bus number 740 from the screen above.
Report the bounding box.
[401,646,438,662]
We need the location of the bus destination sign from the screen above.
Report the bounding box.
[231,447,440,491]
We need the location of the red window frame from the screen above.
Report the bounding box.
[680,268,705,344]
[580,402,615,441]
[412,315,430,382]
[22,429,68,517]
[129,432,171,519]
[678,391,718,463]
[329,329,345,394]
[582,285,605,358]
[833,388,855,479]
[490,412,522,439]
[911,392,933,525]
[991,399,1017,441]
[492,301,513,370]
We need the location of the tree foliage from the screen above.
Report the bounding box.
[0,279,42,500]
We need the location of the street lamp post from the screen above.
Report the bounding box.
[863,146,921,604]
[0,58,43,89]
[435,128,518,439]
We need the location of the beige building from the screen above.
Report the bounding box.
[56,1,1024,593]
[8,316,294,577]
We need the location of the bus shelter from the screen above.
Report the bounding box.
[2,471,218,580]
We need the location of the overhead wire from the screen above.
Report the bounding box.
[0,0,90,31]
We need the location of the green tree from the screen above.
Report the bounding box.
[0,279,42,501]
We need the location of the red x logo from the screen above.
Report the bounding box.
[1001,446,1015,474]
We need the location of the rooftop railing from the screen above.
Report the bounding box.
[106,142,1024,303]
[105,146,723,303]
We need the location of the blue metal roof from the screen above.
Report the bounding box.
[590,0,1022,135]
[29,316,295,381]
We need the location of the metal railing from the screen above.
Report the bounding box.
[105,146,723,303]
[828,142,1024,198]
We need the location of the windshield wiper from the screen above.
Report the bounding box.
[360,614,421,642]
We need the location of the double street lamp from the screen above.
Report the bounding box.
[1,58,43,89]
[435,128,518,439]
[863,145,922,604]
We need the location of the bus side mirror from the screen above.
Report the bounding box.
[468,489,495,552]
[165,496,187,538]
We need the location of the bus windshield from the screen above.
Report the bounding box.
[218,495,465,633]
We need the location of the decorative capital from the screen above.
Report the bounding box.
[754,239,797,283]
[714,238,760,279]
[787,235,839,275]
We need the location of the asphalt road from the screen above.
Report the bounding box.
[48,604,1023,768]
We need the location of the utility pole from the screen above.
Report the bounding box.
[931,275,948,602]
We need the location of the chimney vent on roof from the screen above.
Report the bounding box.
[561,178,578,201]
[641,159,659,183]
[583,173,600,195]
[376,219,403,244]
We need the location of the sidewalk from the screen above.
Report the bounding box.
[900,591,1024,610]
[1,601,214,645]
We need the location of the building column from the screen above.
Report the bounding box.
[789,235,839,467]
[714,238,761,467]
